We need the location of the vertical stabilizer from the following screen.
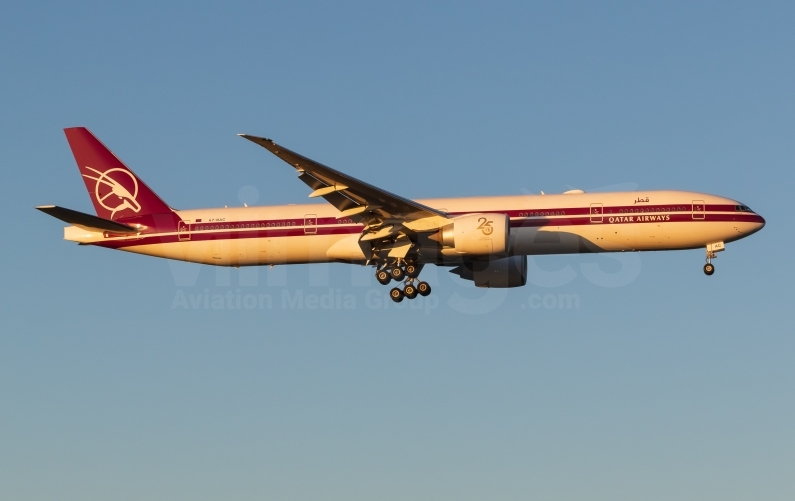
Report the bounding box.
[64,127,172,220]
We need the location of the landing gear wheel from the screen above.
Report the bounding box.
[376,269,391,285]
[404,284,418,299]
[703,263,715,276]
[417,281,431,296]
[405,264,420,279]
[389,287,405,303]
[390,267,405,281]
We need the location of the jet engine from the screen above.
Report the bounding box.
[430,213,510,255]
[450,256,528,288]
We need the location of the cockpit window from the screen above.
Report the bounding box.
[735,205,753,212]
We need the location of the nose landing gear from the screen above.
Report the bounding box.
[703,242,724,276]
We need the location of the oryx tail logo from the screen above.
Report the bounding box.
[82,166,141,218]
[477,217,494,235]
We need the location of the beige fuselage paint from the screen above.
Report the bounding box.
[71,190,764,267]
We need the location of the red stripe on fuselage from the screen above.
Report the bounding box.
[93,209,763,250]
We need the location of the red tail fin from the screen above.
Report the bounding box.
[64,127,172,220]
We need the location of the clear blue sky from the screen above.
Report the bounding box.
[1,2,793,500]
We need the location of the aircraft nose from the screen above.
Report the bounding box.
[749,212,766,235]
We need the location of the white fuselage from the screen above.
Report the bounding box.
[69,190,765,267]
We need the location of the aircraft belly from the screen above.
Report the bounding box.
[116,235,344,267]
[116,241,206,263]
[511,220,742,255]
[227,234,345,266]
[512,227,592,255]
[252,234,342,265]
[655,221,740,249]
[600,223,638,251]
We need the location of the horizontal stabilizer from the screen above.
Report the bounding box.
[36,205,139,233]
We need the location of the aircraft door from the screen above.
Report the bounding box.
[692,200,705,220]
[304,214,317,234]
[590,203,603,223]
[178,220,191,241]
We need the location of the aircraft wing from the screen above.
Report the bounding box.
[238,134,449,229]
[36,205,139,233]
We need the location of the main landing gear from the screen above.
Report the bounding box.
[377,263,431,302]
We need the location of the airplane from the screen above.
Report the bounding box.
[38,127,765,302]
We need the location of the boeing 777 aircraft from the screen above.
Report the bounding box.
[39,127,765,302]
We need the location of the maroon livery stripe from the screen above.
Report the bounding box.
[93,206,764,250]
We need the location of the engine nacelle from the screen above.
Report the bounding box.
[451,256,528,288]
[432,213,509,255]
